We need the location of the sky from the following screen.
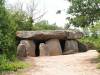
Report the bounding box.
[7,0,70,28]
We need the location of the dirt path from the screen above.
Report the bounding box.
[5,50,100,75]
[19,50,99,75]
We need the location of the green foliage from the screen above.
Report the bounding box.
[0,55,28,72]
[0,0,31,72]
[67,0,100,27]
[33,20,61,30]
[0,0,33,58]
[89,22,100,32]
[0,0,16,55]
[87,22,100,38]
[79,36,100,52]
[8,11,33,31]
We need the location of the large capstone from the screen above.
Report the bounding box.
[63,40,78,55]
[46,39,62,56]
[66,30,83,39]
[16,30,83,40]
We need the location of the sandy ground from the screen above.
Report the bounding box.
[2,50,100,75]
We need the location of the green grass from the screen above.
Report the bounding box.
[97,63,100,69]
[96,54,100,69]
[0,55,28,72]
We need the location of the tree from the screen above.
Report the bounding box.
[7,0,46,28]
[0,0,33,59]
[26,0,46,22]
[8,10,33,30]
[67,0,100,27]
[0,0,17,57]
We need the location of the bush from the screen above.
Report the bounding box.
[0,0,33,59]
[32,20,62,30]
[79,36,100,52]
[0,55,28,72]
[0,0,31,72]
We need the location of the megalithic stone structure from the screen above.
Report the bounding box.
[16,30,86,57]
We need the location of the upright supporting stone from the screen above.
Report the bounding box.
[46,39,62,56]
[17,40,36,57]
[63,40,78,55]
[17,43,27,57]
[39,43,49,56]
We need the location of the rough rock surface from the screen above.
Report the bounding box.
[66,30,83,39]
[17,40,36,57]
[78,41,88,52]
[17,43,27,57]
[16,30,84,56]
[63,40,78,54]
[46,39,62,56]
[39,43,49,56]
[16,30,83,40]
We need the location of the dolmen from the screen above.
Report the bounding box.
[16,30,85,57]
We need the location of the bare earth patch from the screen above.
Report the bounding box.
[3,50,100,75]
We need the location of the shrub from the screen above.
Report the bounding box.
[0,55,28,72]
[32,20,62,30]
[0,0,33,59]
[79,36,100,52]
[0,0,30,72]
